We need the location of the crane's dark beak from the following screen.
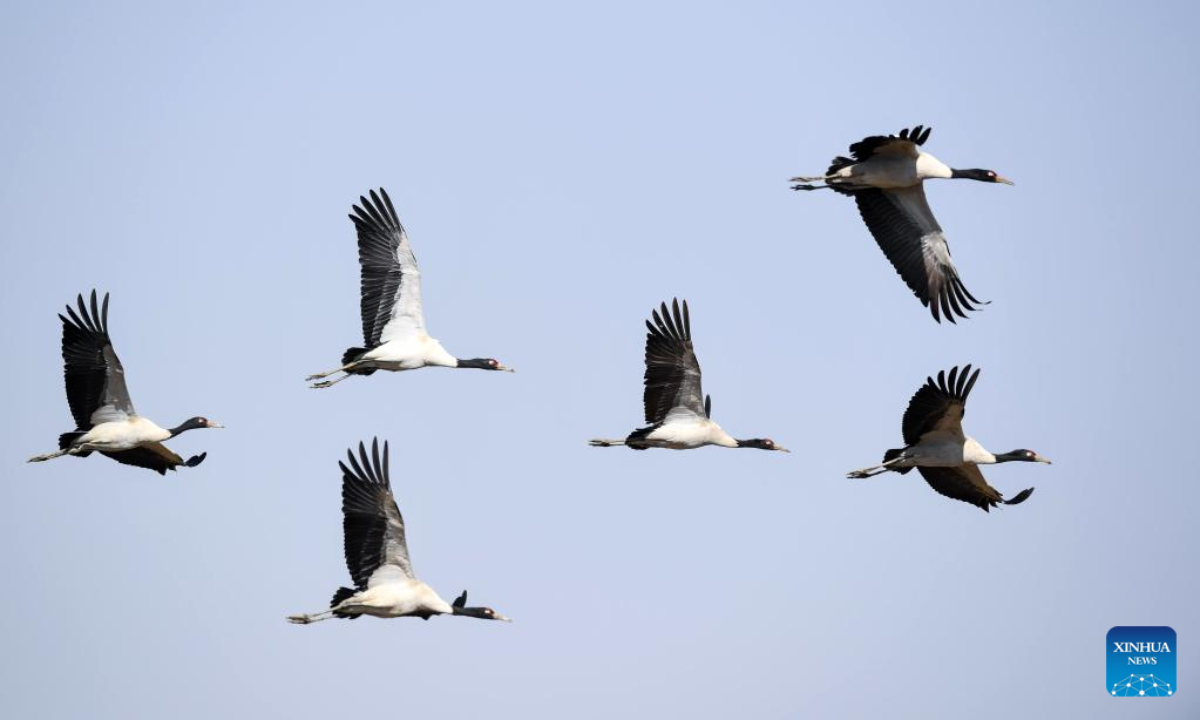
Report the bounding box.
[995,175,1014,185]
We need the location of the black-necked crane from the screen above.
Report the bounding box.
[27,291,222,475]
[306,189,513,388]
[846,365,1049,512]
[589,299,787,452]
[791,126,1012,323]
[288,438,511,624]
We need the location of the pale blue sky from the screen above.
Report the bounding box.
[2,2,1197,718]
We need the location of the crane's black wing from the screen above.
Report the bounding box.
[853,185,986,323]
[642,299,706,425]
[340,438,414,589]
[101,445,206,475]
[349,189,425,349]
[849,125,932,162]
[901,365,980,446]
[59,291,136,429]
[918,465,1034,513]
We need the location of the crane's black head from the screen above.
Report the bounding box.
[995,449,1051,464]
[169,416,224,436]
[950,168,1014,185]
[457,358,515,372]
[736,438,789,453]
[451,591,511,622]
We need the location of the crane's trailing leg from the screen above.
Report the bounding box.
[790,183,833,192]
[305,364,352,381]
[309,374,353,390]
[287,610,335,624]
[588,439,626,447]
[27,449,69,463]
[307,359,371,388]
[846,456,906,479]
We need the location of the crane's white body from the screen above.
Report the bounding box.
[75,416,171,452]
[335,578,454,619]
[640,414,737,450]
[288,578,456,624]
[826,151,953,189]
[898,433,996,468]
[357,331,458,371]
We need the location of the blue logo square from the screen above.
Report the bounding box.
[1108,626,1176,697]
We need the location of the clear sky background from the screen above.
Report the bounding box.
[1,2,1196,718]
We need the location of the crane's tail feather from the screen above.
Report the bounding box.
[331,586,356,608]
[58,432,84,450]
[330,586,362,619]
[826,156,855,175]
[1004,487,1035,506]
[341,348,378,376]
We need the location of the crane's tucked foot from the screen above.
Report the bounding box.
[589,439,626,447]
[847,466,889,479]
[791,183,831,191]
[27,449,68,463]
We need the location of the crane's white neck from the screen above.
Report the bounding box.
[916,152,953,180]
[963,437,996,464]
[421,338,457,367]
